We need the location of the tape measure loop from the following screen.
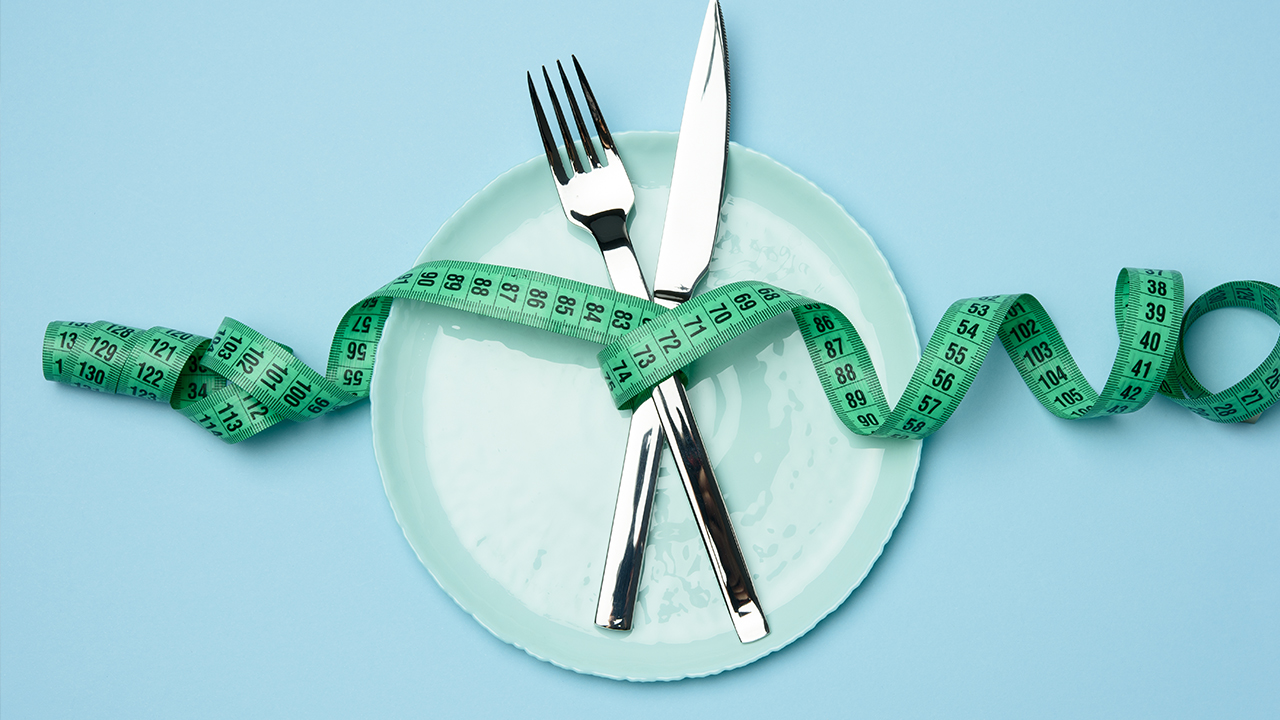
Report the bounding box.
[1157,280,1280,422]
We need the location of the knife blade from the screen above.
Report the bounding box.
[653,0,730,305]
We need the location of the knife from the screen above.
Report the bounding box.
[595,0,767,643]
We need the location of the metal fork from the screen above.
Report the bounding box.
[528,58,767,643]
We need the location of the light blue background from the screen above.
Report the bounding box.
[2,0,1277,717]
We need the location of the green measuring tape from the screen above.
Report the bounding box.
[43,261,1279,443]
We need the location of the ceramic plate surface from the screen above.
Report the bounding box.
[371,132,922,680]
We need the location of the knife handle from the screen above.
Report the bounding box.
[651,376,768,643]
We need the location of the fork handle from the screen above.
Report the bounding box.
[588,214,653,300]
[595,398,664,630]
[586,215,769,643]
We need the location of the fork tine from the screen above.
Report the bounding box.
[528,72,568,185]
[572,55,616,153]
[557,60,601,169]
[541,66,585,175]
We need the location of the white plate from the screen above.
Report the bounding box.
[371,132,922,680]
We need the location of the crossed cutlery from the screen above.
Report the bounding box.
[526,1,767,643]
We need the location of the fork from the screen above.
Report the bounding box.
[528,58,768,643]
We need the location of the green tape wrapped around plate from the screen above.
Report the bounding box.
[42,261,1280,442]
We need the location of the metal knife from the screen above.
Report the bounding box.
[595,0,767,643]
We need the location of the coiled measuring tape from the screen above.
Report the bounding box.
[43,262,1279,443]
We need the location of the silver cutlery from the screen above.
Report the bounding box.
[610,0,752,634]
[527,3,767,643]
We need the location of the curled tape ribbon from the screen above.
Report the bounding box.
[43,262,1279,443]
